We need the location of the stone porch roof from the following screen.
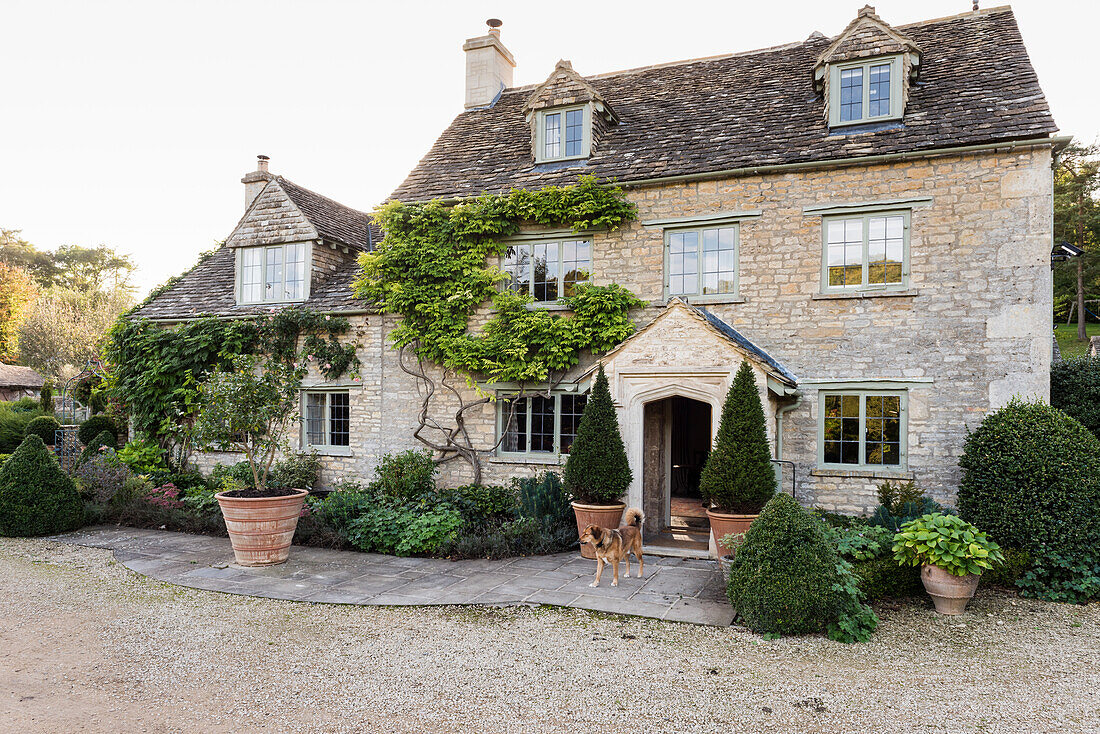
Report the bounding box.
[391,6,1057,201]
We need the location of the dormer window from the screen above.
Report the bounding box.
[830,56,902,126]
[238,242,309,304]
[537,105,590,162]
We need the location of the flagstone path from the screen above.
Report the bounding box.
[51,526,734,626]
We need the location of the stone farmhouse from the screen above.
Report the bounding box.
[135,5,1063,555]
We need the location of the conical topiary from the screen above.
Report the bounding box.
[726,494,844,635]
[79,429,118,464]
[563,364,632,505]
[0,434,84,537]
[699,360,776,513]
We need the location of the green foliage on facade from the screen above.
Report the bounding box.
[354,177,643,384]
[104,307,360,464]
[0,434,84,537]
[958,398,1100,602]
[699,360,776,513]
[563,365,632,505]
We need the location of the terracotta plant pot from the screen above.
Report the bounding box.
[706,509,758,557]
[216,488,308,567]
[921,564,980,615]
[572,501,625,559]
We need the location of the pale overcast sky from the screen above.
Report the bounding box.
[1,0,1095,296]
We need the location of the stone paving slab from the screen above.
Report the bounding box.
[48,526,734,626]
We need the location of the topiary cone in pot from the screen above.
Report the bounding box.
[563,365,631,559]
[699,361,777,558]
[192,355,308,566]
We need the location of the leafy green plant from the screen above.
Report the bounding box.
[72,449,132,503]
[441,483,516,523]
[827,560,879,644]
[867,480,952,531]
[849,555,921,600]
[310,481,376,537]
[77,415,118,446]
[39,379,53,414]
[0,434,83,536]
[23,415,60,445]
[727,494,864,638]
[957,398,1100,601]
[825,523,894,561]
[368,450,437,502]
[893,513,1004,576]
[117,438,165,474]
[1016,548,1100,604]
[191,354,304,493]
[346,504,464,556]
[699,361,776,514]
[0,401,49,453]
[515,471,572,531]
[269,452,321,491]
[563,365,632,505]
[1051,355,1100,439]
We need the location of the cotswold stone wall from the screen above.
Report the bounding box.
[198,146,1054,515]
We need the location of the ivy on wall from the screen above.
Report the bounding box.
[104,308,360,463]
[354,176,644,385]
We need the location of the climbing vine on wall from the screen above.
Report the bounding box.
[104,307,360,467]
[354,176,643,384]
[353,176,644,482]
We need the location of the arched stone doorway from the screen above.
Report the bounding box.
[642,395,713,550]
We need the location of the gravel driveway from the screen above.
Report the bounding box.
[2,538,1098,733]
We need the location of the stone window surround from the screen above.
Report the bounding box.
[815,387,909,471]
[299,386,352,457]
[495,387,588,459]
[827,54,904,128]
[235,241,312,306]
[533,103,591,164]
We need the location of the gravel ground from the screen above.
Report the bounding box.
[2,538,1098,734]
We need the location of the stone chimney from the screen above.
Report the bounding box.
[463,19,515,109]
[242,154,272,211]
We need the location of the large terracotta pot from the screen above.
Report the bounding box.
[921,564,980,615]
[706,509,758,557]
[572,502,625,559]
[216,488,308,566]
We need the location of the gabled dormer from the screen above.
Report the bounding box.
[227,156,375,307]
[524,60,617,164]
[813,5,922,129]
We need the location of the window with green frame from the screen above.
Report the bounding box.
[503,239,592,303]
[664,223,739,299]
[498,392,587,456]
[819,391,907,468]
[822,211,908,291]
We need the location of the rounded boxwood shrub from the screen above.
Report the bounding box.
[727,494,845,635]
[77,415,119,446]
[0,434,84,536]
[24,415,61,445]
[1051,356,1100,439]
[563,365,632,505]
[957,399,1100,601]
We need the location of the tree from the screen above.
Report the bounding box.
[0,229,59,290]
[563,364,632,504]
[191,355,305,492]
[1053,143,1100,340]
[52,244,135,296]
[17,288,131,378]
[699,360,776,513]
[0,264,40,362]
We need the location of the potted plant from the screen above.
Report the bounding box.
[893,512,1004,615]
[563,364,632,559]
[699,360,776,556]
[192,354,308,566]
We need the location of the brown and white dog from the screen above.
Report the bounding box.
[579,508,645,587]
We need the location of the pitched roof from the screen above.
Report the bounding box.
[390,7,1057,201]
[0,362,44,389]
[278,178,380,251]
[582,298,797,387]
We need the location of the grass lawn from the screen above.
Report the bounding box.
[1054,322,1100,359]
